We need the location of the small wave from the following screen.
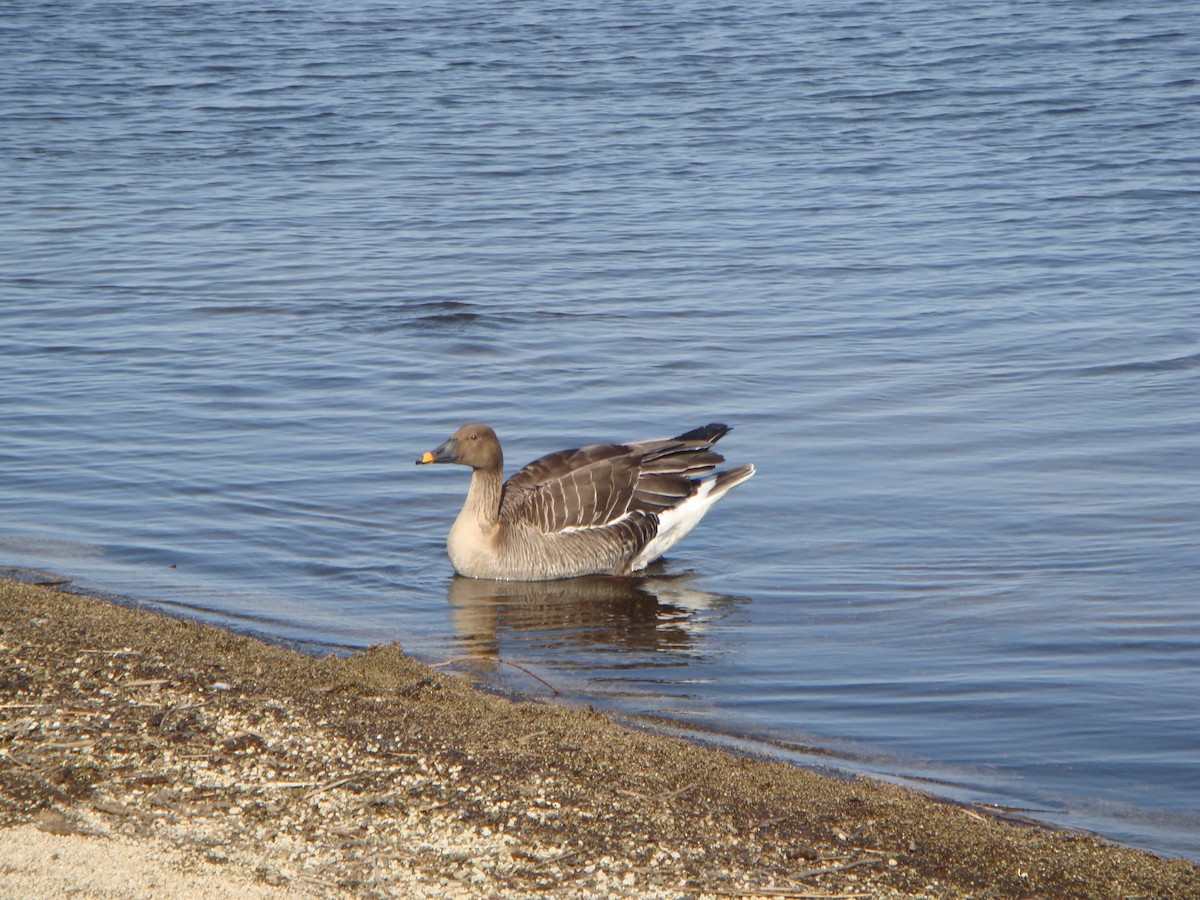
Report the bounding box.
[1079,352,1200,376]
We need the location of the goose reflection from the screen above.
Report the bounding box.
[446,569,746,660]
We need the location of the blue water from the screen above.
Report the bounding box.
[3,0,1199,861]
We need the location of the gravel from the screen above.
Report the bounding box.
[2,576,1197,899]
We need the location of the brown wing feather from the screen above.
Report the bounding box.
[499,430,730,534]
[499,443,631,524]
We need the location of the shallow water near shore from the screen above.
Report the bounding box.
[3,0,1199,860]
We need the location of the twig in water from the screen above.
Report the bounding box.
[430,654,560,694]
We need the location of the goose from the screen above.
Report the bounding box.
[416,423,755,581]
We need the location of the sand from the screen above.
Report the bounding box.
[1,576,1197,898]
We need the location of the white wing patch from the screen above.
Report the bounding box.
[628,462,756,570]
[629,478,720,571]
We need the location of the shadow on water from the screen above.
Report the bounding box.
[444,568,748,665]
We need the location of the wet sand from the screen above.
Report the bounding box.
[1,576,1196,898]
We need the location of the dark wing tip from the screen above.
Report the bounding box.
[673,423,731,444]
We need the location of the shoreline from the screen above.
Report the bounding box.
[2,576,1197,898]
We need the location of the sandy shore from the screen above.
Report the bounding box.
[1,576,1196,899]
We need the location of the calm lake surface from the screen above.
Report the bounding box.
[3,0,1198,860]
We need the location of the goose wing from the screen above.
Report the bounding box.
[499,425,731,535]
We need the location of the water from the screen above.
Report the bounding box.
[3,0,1199,861]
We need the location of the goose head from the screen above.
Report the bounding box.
[416,423,503,470]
